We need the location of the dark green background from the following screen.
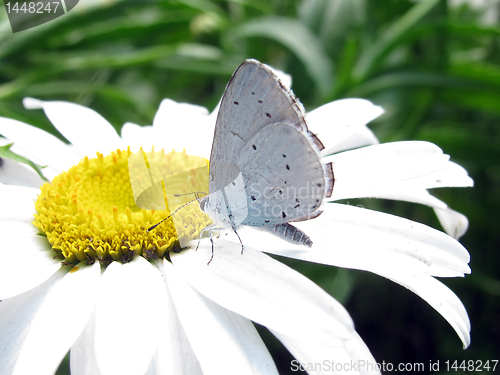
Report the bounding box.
[0,0,498,373]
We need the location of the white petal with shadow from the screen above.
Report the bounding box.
[121,122,156,152]
[0,267,68,374]
[0,224,62,300]
[12,262,100,375]
[273,329,380,375]
[0,117,81,179]
[249,204,470,346]
[306,99,384,155]
[153,99,213,158]
[434,207,469,240]
[171,242,354,345]
[0,184,62,299]
[163,260,277,375]
[382,273,471,349]
[70,308,101,375]
[252,204,470,278]
[145,259,202,375]
[369,188,470,239]
[323,126,379,155]
[0,183,39,224]
[0,157,45,188]
[94,256,166,375]
[23,98,123,157]
[325,141,452,201]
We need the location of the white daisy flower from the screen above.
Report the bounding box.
[0,73,472,375]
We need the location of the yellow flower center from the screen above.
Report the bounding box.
[34,148,211,265]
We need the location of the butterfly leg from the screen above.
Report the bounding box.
[232,229,244,254]
[195,224,217,251]
[195,224,223,265]
[207,229,215,265]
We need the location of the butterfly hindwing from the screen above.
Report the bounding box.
[233,122,330,226]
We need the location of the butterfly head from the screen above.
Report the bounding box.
[199,195,209,212]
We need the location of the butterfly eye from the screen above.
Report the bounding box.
[199,196,208,212]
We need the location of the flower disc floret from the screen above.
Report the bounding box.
[34,148,211,264]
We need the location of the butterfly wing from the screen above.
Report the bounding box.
[233,122,333,226]
[209,59,308,193]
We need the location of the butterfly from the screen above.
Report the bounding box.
[197,59,334,262]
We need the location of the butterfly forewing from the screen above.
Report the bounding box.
[209,59,308,193]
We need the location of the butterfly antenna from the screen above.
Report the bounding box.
[147,198,200,232]
[173,191,207,199]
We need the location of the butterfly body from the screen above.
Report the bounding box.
[200,59,333,248]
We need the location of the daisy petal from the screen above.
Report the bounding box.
[121,122,155,153]
[325,141,453,201]
[434,207,469,240]
[94,256,166,375]
[0,267,67,375]
[0,224,62,300]
[383,273,471,349]
[252,204,471,345]
[397,161,473,190]
[163,260,277,375]
[23,97,123,156]
[145,259,202,375]
[306,99,384,155]
[251,204,470,278]
[372,188,470,239]
[324,125,379,155]
[70,309,102,375]
[0,157,45,188]
[0,117,82,178]
[12,262,100,375]
[0,182,39,224]
[153,99,213,158]
[272,329,380,375]
[0,184,61,299]
[171,242,354,345]
[146,346,202,375]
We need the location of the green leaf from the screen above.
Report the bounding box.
[353,0,441,82]
[0,143,49,182]
[237,16,332,97]
[345,71,500,98]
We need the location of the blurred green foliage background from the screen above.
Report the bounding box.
[0,0,499,373]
